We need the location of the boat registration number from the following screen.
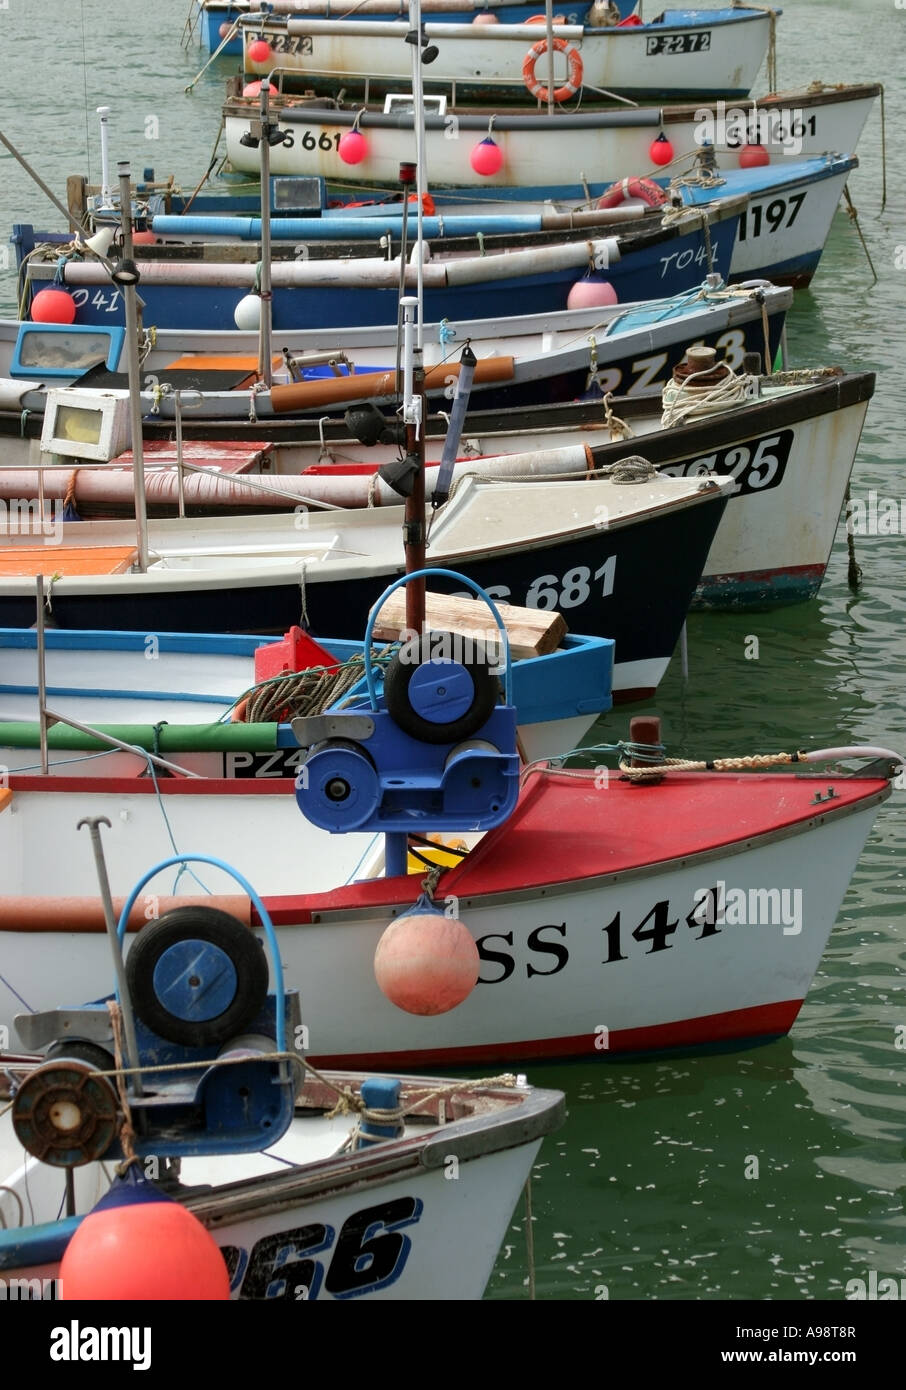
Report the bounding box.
[223,1195,422,1299]
[223,748,309,778]
[656,429,792,496]
[646,31,711,56]
[245,31,313,56]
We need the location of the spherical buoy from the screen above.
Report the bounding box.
[30,287,77,324]
[248,38,271,64]
[132,229,157,245]
[739,142,770,168]
[470,137,503,177]
[61,1179,230,1301]
[338,129,368,165]
[567,278,618,310]
[472,12,500,22]
[242,79,276,97]
[374,902,479,1015]
[234,293,262,330]
[648,132,674,167]
[219,21,232,38]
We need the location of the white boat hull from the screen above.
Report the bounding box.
[0,769,889,1062]
[242,12,772,101]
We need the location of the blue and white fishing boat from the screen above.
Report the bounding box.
[0,609,615,771]
[192,0,622,56]
[15,201,741,331]
[129,152,858,289]
[0,280,793,427]
[238,7,776,103]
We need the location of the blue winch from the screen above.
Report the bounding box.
[293,570,520,836]
[11,853,298,1167]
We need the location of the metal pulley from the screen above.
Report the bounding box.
[12,1051,119,1168]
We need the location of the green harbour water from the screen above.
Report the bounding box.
[0,0,904,1308]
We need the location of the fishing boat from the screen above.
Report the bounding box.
[15,201,742,331]
[0,279,793,435]
[0,834,564,1300]
[0,606,616,772]
[0,728,897,1063]
[238,7,775,103]
[0,1057,562,1300]
[0,468,731,700]
[191,0,619,56]
[220,82,879,190]
[0,364,874,609]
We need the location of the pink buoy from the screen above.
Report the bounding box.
[248,38,271,64]
[219,21,232,38]
[132,230,157,245]
[374,905,479,1015]
[338,129,368,165]
[30,288,76,324]
[470,137,503,176]
[566,278,618,310]
[739,142,770,168]
[61,1180,230,1301]
[472,12,500,21]
[242,80,277,97]
[648,132,674,167]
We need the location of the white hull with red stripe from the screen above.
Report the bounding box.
[0,766,889,1063]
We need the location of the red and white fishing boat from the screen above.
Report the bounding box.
[0,746,896,1064]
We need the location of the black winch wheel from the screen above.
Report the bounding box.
[383,630,500,745]
[125,906,268,1048]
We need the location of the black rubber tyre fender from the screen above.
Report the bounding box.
[383,630,500,745]
[125,906,268,1048]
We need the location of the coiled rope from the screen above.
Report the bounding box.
[661,363,756,428]
[230,648,393,724]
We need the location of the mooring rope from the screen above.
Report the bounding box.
[229,648,393,724]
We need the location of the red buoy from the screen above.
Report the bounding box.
[61,1181,230,1301]
[248,38,271,64]
[470,137,503,176]
[132,230,157,245]
[648,133,674,167]
[338,129,368,165]
[31,287,76,324]
[374,908,479,1015]
[242,80,276,97]
[739,143,770,168]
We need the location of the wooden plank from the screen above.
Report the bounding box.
[66,174,87,228]
[371,590,566,659]
[0,545,138,576]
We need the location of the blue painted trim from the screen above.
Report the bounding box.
[0,1215,81,1271]
[0,683,233,705]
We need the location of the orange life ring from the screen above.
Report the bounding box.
[522,37,583,104]
[596,176,669,210]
